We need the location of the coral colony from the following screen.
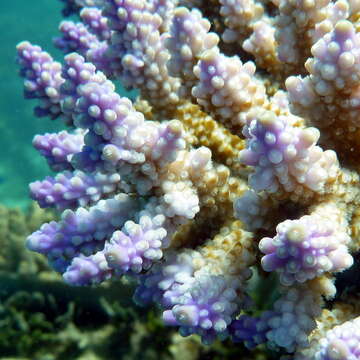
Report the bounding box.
[16,0,360,358]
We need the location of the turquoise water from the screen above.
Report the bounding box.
[0,0,68,208]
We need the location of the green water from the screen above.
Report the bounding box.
[0,0,69,208]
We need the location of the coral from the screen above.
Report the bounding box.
[0,204,275,359]
[0,203,169,359]
[16,0,360,358]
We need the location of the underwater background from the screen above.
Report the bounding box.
[0,1,275,359]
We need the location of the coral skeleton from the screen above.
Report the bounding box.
[16,0,360,357]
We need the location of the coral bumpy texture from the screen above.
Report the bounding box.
[16,0,360,358]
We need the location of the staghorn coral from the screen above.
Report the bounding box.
[0,204,275,359]
[16,0,360,358]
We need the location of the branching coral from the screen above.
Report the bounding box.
[16,0,360,358]
[0,203,275,359]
